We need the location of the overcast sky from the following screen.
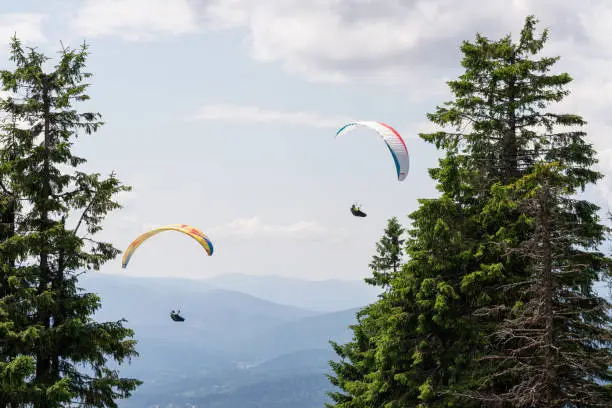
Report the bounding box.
[2,0,612,282]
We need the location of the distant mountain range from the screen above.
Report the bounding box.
[77,272,375,408]
[203,272,381,311]
[82,272,380,312]
[76,273,611,407]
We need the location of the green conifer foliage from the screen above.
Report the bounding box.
[327,15,611,408]
[0,36,142,408]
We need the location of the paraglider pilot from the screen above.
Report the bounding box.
[351,203,367,217]
[170,310,185,322]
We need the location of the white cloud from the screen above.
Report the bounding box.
[66,0,611,88]
[189,104,351,127]
[0,13,46,52]
[66,0,612,208]
[70,0,199,41]
[195,0,574,85]
[66,1,609,88]
[209,216,342,241]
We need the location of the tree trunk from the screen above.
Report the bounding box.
[50,217,66,380]
[540,183,557,403]
[35,73,53,408]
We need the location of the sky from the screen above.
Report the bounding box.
[1,0,612,282]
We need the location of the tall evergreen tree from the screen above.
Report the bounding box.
[0,103,39,407]
[0,36,141,407]
[446,16,612,407]
[365,217,405,288]
[471,160,612,407]
[327,217,407,407]
[326,15,611,407]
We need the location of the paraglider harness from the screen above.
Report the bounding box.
[351,204,367,217]
[170,310,185,322]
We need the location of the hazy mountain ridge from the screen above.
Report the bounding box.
[76,273,612,407]
[251,348,338,374]
[203,272,380,311]
[77,273,366,407]
[235,307,359,361]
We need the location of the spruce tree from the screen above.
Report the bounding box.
[444,16,612,407]
[472,161,612,407]
[327,217,407,407]
[365,216,405,288]
[0,36,141,407]
[326,15,611,407]
[0,114,23,407]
